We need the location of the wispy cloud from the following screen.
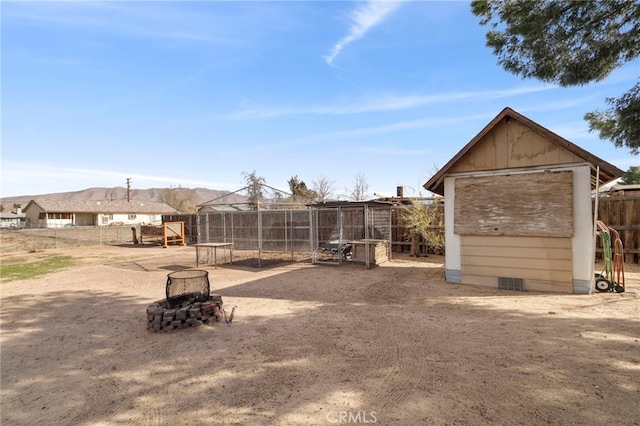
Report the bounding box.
[325,0,404,65]
[2,1,250,45]
[216,85,555,120]
[338,145,434,156]
[1,162,237,196]
[317,112,493,140]
[249,112,494,154]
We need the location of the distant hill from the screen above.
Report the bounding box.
[0,187,247,210]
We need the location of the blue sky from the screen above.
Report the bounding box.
[1,0,638,199]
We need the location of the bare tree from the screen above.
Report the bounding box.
[311,175,336,202]
[162,186,199,213]
[348,173,370,201]
[242,170,266,210]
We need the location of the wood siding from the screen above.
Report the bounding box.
[461,235,573,293]
[594,195,640,263]
[449,119,584,173]
[454,171,573,237]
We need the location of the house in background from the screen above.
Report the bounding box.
[23,199,178,228]
[424,107,624,294]
[0,207,26,229]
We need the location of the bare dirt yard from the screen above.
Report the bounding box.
[1,242,639,425]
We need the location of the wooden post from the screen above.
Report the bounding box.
[410,233,419,257]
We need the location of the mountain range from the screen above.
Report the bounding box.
[0,187,247,209]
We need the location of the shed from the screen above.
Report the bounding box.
[423,107,624,294]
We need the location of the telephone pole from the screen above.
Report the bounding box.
[126,178,131,202]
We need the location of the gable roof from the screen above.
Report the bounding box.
[24,199,179,214]
[423,107,624,196]
[0,211,26,220]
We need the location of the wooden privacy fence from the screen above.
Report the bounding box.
[595,195,639,264]
[390,205,444,254]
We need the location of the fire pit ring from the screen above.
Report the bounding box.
[146,269,224,332]
[166,269,210,309]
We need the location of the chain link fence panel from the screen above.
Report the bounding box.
[1,226,138,253]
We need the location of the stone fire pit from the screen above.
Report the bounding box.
[146,270,223,332]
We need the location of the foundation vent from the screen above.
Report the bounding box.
[498,277,524,292]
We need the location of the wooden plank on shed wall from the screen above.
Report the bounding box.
[461,264,573,282]
[449,118,585,175]
[460,274,573,293]
[523,280,573,293]
[450,121,507,173]
[462,235,572,248]
[454,171,573,237]
[462,245,572,260]
[459,235,573,291]
[461,255,572,272]
[509,126,547,168]
[507,120,581,168]
[457,275,497,287]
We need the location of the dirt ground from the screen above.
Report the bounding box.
[1,243,639,426]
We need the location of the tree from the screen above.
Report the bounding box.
[348,173,370,201]
[312,175,336,202]
[399,199,444,257]
[242,170,266,210]
[287,175,316,203]
[620,166,640,184]
[585,84,640,155]
[471,0,640,154]
[162,187,199,213]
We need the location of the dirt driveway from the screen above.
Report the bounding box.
[1,245,639,425]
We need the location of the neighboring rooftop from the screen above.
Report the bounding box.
[24,199,179,214]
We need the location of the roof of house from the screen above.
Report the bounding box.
[0,211,26,219]
[24,199,179,214]
[607,184,640,192]
[423,107,625,196]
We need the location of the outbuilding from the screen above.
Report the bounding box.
[424,107,624,294]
